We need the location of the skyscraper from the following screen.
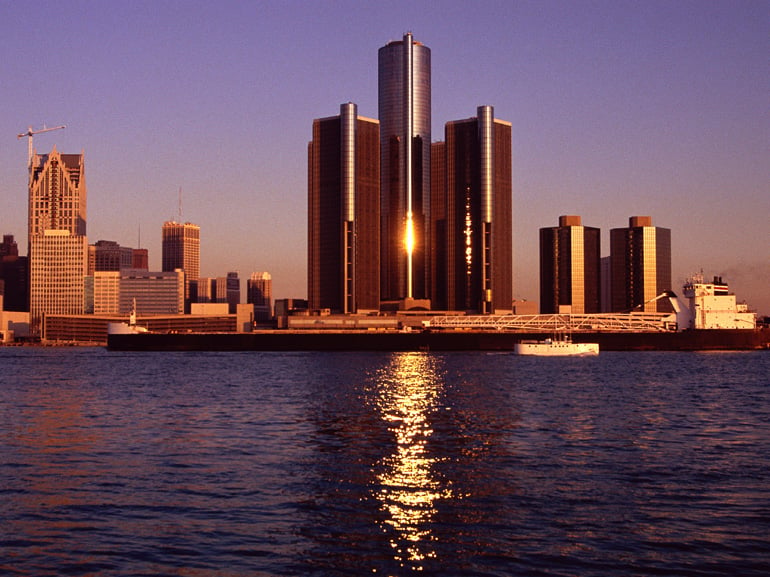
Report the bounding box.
[308,103,380,312]
[539,215,601,314]
[28,147,87,336]
[378,32,431,304]
[162,221,200,305]
[226,271,240,314]
[432,106,513,312]
[610,216,672,313]
[0,234,28,312]
[247,271,273,321]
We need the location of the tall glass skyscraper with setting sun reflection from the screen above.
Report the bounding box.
[378,32,431,304]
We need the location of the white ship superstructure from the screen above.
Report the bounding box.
[675,275,756,330]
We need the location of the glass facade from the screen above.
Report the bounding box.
[308,107,380,312]
[378,33,431,301]
[609,218,672,313]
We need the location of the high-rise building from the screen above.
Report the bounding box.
[226,271,240,314]
[28,147,87,336]
[539,215,601,314]
[161,221,200,306]
[247,271,273,320]
[89,240,134,274]
[30,232,88,337]
[378,32,431,303]
[432,106,513,312]
[0,235,28,312]
[308,103,380,312]
[28,147,86,238]
[610,216,672,313]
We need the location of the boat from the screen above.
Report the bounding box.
[107,299,149,335]
[514,335,599,356]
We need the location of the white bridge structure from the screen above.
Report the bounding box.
[427,276,756,333]
[426,312,676,332]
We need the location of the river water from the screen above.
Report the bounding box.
[1,348,769,576]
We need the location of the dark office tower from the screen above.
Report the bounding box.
[379,32,431,303]
[0,235,28,312]
[162,221,200,306]
[247,272,272,321]
[308,103,380,313]
[433,106,512,313]
[90,240,134,273]
[539,215,601,314]
[226,271,240,313]
[610,216,672,313]
[430,141,447,309]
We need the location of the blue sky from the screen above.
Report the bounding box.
[2,0,768,313]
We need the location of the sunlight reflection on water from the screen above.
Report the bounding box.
[371,353,454,569]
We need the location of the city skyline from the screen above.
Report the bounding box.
[2,1,768,314]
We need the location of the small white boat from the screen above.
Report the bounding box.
[514,335,599,356]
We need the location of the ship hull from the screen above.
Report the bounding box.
[107,329,770,352]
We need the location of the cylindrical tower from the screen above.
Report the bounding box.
[378,32,431,302]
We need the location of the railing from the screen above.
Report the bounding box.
[428,313,675,332]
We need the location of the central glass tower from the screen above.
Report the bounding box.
[378,32,431,303]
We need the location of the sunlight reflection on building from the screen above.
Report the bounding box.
[372,352,453,569]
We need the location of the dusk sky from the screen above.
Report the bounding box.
[2,0,768,313]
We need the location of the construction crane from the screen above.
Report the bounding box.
[17,124,66,166]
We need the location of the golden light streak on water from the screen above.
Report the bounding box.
[372,353,454,569]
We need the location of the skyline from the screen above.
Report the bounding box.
[2,1,768,314]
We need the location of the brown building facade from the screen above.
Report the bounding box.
[539,215,601,314]
[308,103,380,313]
[610,216,672,313]
[432,106,513,312]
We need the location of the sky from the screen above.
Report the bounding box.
[2,0,768,314]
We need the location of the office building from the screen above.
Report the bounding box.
[28,147,88,336]
[610,216,672,313]
[226,272,240,313]
[308,103,380,312]
[132,248,149,270]
[161,221,200,306]
[28,147,86,237]
[119,269,184,314]
[539,215,601,314]
[247,271,272,320]
[0,235,28,312]
[89,240,134,274]
[432,106,513,312]
[379,32,431,303]
[30,232,88,337]
[92,271,121,314]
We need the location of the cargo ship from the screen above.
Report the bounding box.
[107,276,769,352]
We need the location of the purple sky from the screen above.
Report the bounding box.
[2,0,768,313]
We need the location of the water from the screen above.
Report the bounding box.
[1,348,769,576]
